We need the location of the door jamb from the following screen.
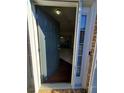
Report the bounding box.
[34,1,79,87]
[33,0,78,7]
[81,0,97,88]
[27,0,41,93]
[71,6,90,88]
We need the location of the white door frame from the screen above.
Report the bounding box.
[72,6,90,88]
[28,0,96,90]
[33,0,91,88]
[34,0,80,87]
[27,0,41,93]
[81,0,97,88]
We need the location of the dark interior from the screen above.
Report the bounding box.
[36,6,76,83]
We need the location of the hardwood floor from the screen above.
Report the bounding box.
[44,59,72,83]
[40,58,87,93]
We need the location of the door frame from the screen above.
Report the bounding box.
[71,6,90,88]
[27,0,41,93]
[34,0,90,88]
[28,0,95,90]
[81,0,97,88]
[34,1,79,87]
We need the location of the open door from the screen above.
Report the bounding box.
[36,6,60,83]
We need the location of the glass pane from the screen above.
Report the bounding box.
[76,56,82,76]
[80,31,85,43]
[78,44,83,55]
[76,15,87,77]
[80,15,87,31]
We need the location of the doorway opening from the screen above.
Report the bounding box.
[35,6,76,83]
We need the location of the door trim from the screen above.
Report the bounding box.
[72,7,90,88]
[34,1,79,87]
[27,0,41,93]
[30,0,94,89]
[34,0,78,7]
[81,0,97,88]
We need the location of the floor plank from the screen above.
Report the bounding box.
[44,59,72,83]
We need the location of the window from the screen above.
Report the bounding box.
[80,15,87,31]
[76,15,87,77]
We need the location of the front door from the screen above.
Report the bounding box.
[36,6,59,82]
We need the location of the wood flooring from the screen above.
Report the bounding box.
[44,59,72,83]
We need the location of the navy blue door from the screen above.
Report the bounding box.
[36,6,60,79]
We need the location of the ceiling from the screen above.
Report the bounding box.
[34,0,93,7]
[38,6,76,37]
[34,0,94,38]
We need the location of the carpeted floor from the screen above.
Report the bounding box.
[44,59,72,83]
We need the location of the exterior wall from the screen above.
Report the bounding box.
[86,19,97,87]
[91,66,97,93]
[87,18,97,93]
[27,29,35,93]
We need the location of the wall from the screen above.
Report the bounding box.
[86,19,97,87]
[27,29,35,93]
[36,6,60,78]
[91,66,97,93]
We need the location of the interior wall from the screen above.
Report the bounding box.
[38,6,76,49]
[36,6,60,78]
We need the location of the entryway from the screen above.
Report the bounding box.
[36,5,76,83]
[27,0,97,91]
[28,0,97,93]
